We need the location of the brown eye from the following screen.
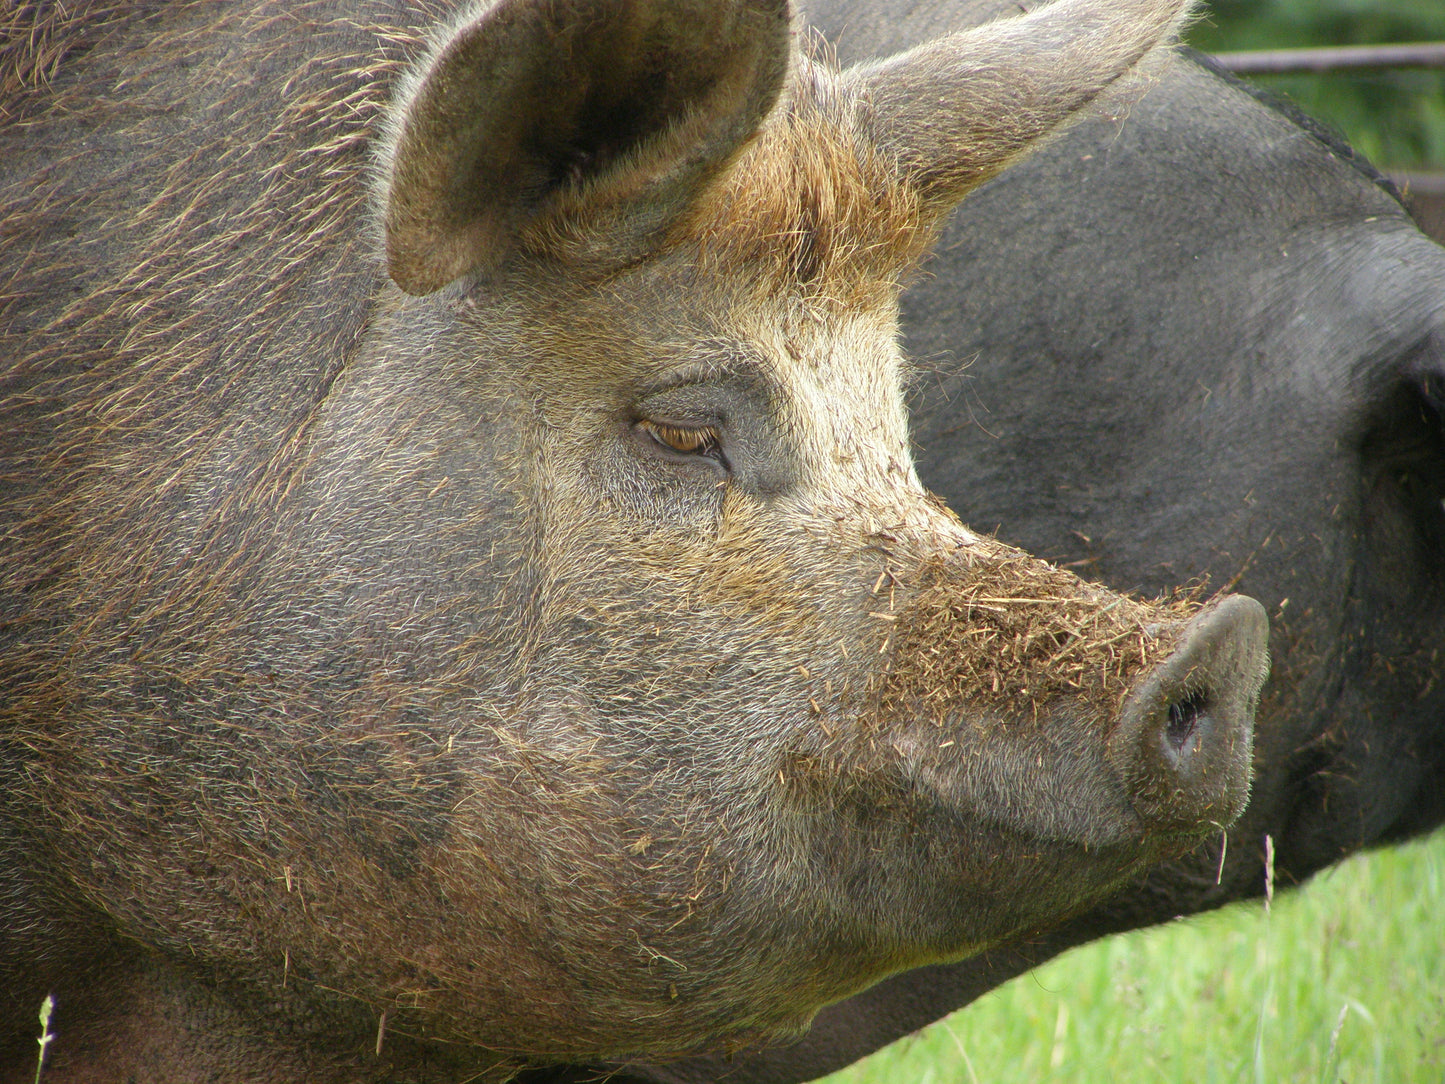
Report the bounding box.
[637,419,725,462]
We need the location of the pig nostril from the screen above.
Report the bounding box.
[1118,595,1266,831]
[1165,691,1209,754]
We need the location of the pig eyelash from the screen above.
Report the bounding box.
[636,419,726,463]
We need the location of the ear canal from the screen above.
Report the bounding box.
[380,0,793,295]
[840,0,1194,218]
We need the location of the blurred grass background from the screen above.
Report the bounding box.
[1189,0,1445,171]
[820,832,1445,1083]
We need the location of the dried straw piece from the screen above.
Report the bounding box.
[869,547,1199,727]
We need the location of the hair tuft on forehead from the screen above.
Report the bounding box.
[678,57,938,307]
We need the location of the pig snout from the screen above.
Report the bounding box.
[1112,595,1270,834]
[879,555,1270,853]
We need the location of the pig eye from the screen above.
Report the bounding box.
[636,419,727,466]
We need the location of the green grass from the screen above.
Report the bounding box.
[821,832,1445,1084]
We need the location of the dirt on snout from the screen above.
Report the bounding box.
[869,543,1201,727]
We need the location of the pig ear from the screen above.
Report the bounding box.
[841,0,1192,216]
[381,0,792,295]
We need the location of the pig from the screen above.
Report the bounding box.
[0,0,1266,1080]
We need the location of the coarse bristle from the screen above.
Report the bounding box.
[679,59,936,308]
